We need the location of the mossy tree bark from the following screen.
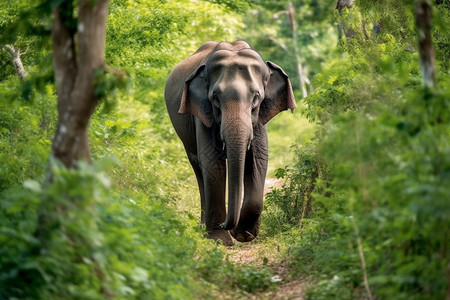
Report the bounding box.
[50,0,109,171]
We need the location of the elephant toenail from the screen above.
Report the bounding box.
[236,233,245,242]
[245,231,255,241]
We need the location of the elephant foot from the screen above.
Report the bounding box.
[230,226,259,243]
[206,229,234,246]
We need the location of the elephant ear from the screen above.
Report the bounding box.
[179,65,214,127]
[259,61,296,125]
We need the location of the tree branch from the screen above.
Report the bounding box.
[287,2,307,98]
[2,44,27,80]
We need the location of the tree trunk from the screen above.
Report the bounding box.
[335,0,354,13]
[38,1,112,296]
[336,0,356,39]
[288,2,308,98]
[415,0,436,89]
[50,0,109,171]
[3,44,27,80]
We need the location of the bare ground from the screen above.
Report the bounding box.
[223,242,308,300]
[219,178,309,299]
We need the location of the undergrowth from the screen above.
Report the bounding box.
[0,80,279,298]
[264,3,450,298]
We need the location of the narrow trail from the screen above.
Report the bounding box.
[225,243,308,300]
[221,179,309,299]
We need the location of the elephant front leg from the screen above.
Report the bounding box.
[231,146,268,243]
[200,153,233,246]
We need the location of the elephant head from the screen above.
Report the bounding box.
[178,41,296,231]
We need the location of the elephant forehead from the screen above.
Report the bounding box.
[209,49,266,69]
[207,51,269,86]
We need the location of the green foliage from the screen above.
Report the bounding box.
[269,1,450,299]
[207,0,250,13]
[0,78,56,191]
[357,0,415,44]
[94,68,129,114]
[304,83,450,300]
[433,1,450,71]
[240,0,337,91]
[0,0,53,82]
[0,161,205,299]
[196,247,276,294]
[234,266,276,293]
[304,32,421,123]
[266,104,315,174]
[264,142,326,234]
[106,0,244,78]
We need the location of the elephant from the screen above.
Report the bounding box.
[165,41,296,246]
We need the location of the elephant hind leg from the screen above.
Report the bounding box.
[187,153,206,223]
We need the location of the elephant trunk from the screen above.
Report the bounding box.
[220,106,252,231]
[220,142,246,230]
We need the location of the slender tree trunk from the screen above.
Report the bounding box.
[415,0,436,89]
[50,0,109,171]
[415,2,444,297]
[336,0,356,39]
[3,44,27,80]
[299,168,317,228]
[287,2,307,98]
[335,0,354,13]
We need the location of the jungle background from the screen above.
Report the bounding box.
[0,0,449,299]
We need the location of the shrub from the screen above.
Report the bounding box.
[0,161,206,299]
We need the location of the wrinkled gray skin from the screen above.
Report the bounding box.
[165,41,296,245]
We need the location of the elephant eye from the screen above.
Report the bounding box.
[252,92,260,109]
[212,93,220,108]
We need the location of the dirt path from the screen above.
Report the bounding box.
[225,242,308,300]
[212,178,309,299]
[223,178,308,299]
[263,178,284,195]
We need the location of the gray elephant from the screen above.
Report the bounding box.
[165,41,296,245]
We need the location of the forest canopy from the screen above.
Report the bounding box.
[0,0,449,299]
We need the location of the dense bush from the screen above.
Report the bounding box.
[0,79,56,191]
[297,84,449,300]
[264,142,328,235]
[0,160,205,299]
[265,2,450,299]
